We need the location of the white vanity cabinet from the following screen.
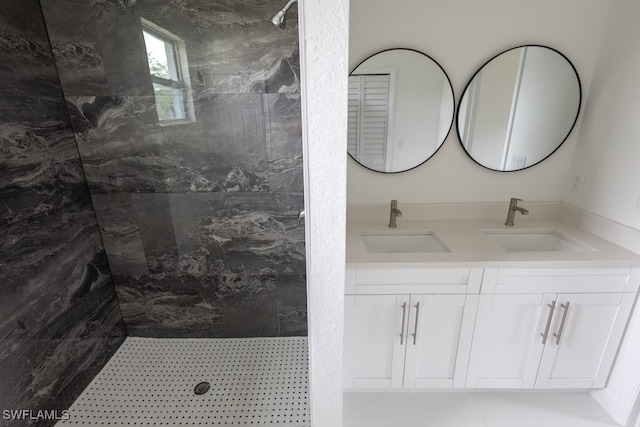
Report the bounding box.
[345,265,639,391]
[343,268,483,389]
[465,267,638,389]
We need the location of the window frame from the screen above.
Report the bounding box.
[141,18,195,125]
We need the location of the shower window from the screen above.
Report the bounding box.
[141,18,195,123]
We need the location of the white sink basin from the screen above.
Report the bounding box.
[361,232,451,253]
[484,230,594,252]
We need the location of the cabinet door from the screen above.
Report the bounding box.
[344,294,409,389]
[466,293,554,388]
[535,292,635,389]
[403,294,479,389]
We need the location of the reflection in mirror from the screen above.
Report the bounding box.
[348,48,454,173]
[457,45,581,171]
[141,18,195,123]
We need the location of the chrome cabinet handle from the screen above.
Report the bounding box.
[540,300,556,345]
[553,302,570,345]
[399,302,407,345]
[297,209,305,226]
[411,302,420,345]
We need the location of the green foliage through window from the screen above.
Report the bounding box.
[142,25,189,122]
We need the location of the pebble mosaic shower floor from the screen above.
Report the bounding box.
[56,337,309,426]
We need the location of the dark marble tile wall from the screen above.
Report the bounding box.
[0,0,127,423]
[40,0,307,338]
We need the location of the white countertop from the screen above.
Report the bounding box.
[346,217,640,268]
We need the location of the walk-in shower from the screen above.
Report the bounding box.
[0,0,308,425]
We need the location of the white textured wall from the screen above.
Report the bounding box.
[348,0,612,205]
[570,1,640,422]
[299,0,348,425]
[564,0,640,231]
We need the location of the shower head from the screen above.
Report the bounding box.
[271,0,298,29]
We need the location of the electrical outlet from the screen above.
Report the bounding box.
[570,173,586,194]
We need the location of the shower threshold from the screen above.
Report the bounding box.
[56,337,309,426]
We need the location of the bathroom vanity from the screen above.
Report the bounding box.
[344,208,640,391]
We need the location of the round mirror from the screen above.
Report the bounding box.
[348,48,454,173]
[457,45,581,171]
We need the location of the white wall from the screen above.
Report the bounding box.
[348,0,612,205]
[565,3,640,421]
[299,0,348,426]
[564,0,640,231]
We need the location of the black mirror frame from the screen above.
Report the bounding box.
[348,47,455,174]
[455,44,582,173]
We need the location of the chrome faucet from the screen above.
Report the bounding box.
[389,200,402,228]
[505,197,529,226]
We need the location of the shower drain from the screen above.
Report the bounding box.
[194,381,211,395]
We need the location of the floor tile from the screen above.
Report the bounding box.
[345,392,483,420]
[58,337,309,426]
[344,419,487,427]
[470,392,611,419]
[344,392,621,427]
[483,416,619,427]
